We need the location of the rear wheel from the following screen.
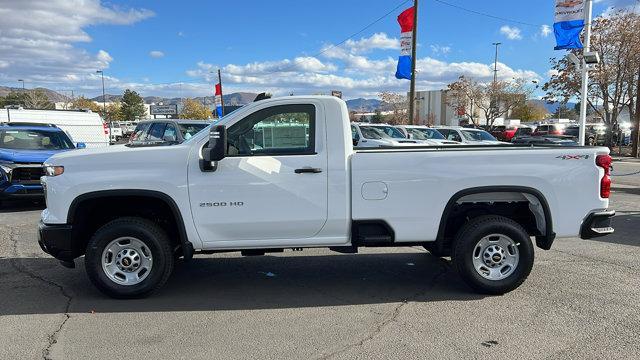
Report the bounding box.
[453,215,534,295]
[85,217,174,298]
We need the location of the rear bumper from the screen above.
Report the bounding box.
[580,210,615,239]
[38,221,80,262]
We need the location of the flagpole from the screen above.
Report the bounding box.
[408,0,418,125]
[578,0,593,146]
[218,69,225,117]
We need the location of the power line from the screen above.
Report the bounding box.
[431,0,543,28]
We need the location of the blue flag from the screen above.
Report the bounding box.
[553,0,585,50]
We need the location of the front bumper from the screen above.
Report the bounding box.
[0,183,44,198]
[580,210,615,239]
[38,221,80,262]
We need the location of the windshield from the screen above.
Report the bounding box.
[179,123,209,140]
[461,129,498,142]
[0,129,74,150]
[359,126,393,140]
[407,128,445,140]
[368,125,405,139]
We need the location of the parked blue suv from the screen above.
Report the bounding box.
[0,123,84,204]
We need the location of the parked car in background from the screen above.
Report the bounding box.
[0,123,84,205]
[106,122,123,143]
[0,108,109,148]
[351,123,423,147]
[435,126,508,145]
[492,125,531,142]
[512,126,535,140]
[564,124,606,146]
[396,125,460,145]
[532,124,567,137]
[129,119,210,146]
[512,136,579,146]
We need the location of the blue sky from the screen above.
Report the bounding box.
[0,0,636,99]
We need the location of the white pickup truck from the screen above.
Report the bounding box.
[38,96,615,298]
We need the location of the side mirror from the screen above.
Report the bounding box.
[76,142,86,149]
[352,138,358,147]
[203,125,227,163]
[407,133,413,139]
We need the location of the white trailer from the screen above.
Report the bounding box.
[1,108,109,148]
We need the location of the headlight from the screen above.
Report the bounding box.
[43,165,65,177]
[0,164,12,175]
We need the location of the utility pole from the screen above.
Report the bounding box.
[408,0,419,125]
[492,43,501,87]
[18,79,24,90]
[578,0,593,146]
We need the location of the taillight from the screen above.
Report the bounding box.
[596,154,612,198]
[103,123,109,135]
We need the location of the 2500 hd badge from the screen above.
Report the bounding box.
[199,201,244,207]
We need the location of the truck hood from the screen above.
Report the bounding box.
[0,148,69,164]
[46,143,191,170]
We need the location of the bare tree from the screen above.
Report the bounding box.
[23,89,55,110]
[447,76,530,128]
[378,92,408,124]
[544,10,640,141]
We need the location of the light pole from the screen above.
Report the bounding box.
[96,70,109,142]
[578,0,594,146]
[491,42,501,127]
[17,79,25,90]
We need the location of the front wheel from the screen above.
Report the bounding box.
[85,217,174,298]
[453,215,534,295]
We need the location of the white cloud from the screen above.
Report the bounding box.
[149,51,165,58]
[0,0,153,87]
[0,60,9,69]
[540,25,552,38]
[342,32,399,53]
[184,33,540,99]
[500,25,523,40]
[430,45,452,55]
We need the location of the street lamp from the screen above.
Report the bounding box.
[17,79,25,90]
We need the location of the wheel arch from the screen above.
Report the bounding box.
[436,186,555,251]
[67,190,191,258]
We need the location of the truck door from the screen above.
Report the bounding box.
[188,103,329,244]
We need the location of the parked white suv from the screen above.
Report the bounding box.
[351,123,437,147]
[435,126,508,145]
[396,125,460,145]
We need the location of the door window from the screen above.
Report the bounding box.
[163,123,178,141]
[227,104,315,156]
[130,123,150,141]
[147,123,167,141]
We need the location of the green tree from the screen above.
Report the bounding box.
[120,89,146,121]
[553,104,578,120]
[104,102,124,122]
[180,99,211,119]
[2,91,28,107]
[371,109,384,123]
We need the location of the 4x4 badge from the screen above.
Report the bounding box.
[556,155,590,160]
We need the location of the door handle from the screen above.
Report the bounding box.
[295,167,322,174]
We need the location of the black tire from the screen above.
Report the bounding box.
[85,217,174,299]
[452,215,534,295]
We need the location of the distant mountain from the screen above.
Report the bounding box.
[346,98,383,112]
[0,86,70,103]
[91,94,122,103]
[530,99,578,114]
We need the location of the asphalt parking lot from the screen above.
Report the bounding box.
[1,161,639,360]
